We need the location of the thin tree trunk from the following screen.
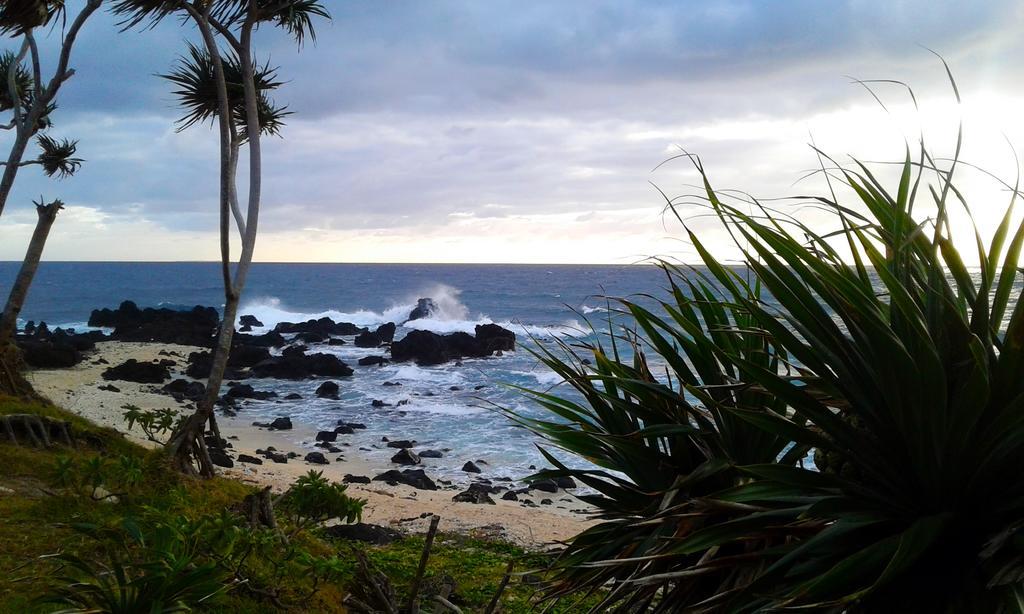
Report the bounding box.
[0,200,62,345]
[167,7,257,477]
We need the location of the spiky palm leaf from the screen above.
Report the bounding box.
[0,0,64,35]
[0,49,34,112]
[161,41,289,138]
[35,134,81,178]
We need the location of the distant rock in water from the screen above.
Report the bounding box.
[102,359,171,384]
[390,325,516,366]
[89,300,219,347]
[239,314,264,328]
[273,317,365,337]
[407,298,437,321]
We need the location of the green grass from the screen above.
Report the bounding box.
[0,395,580,612]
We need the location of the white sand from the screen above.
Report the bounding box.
[27,341,595,548]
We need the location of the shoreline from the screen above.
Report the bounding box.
[25,341,594,548]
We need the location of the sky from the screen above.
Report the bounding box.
[1,0,1024,264]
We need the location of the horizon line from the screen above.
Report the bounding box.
[0,260,663,266]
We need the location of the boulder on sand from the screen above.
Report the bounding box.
[452,482,496,504]
[102,359,170,384]
[372,469,437,490]
[163,378,206,401]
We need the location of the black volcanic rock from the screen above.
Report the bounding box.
[102,359,170,384]
[373,469,437,490]
[249,353,353,380]
[386,440,416,449]
[358,355,388,366]
[462,461,482,474]
[89,301,219,346]
[390,448,420,465]
[316,381,340,399]
[323,522,402,545]
[343,474,371,484]
[273,317,365,337]
[17,339,81,368]
[305,452,329,465]
[316,430,338,442]
[407,298,437,321]
[452,482,496,504]
[239,314,264,328]
[355,322,396,348]
[226,383,276,400]
[390,325,516,366]
[234,331,286,347]
[163,378,206,401]
[475,323,516,352]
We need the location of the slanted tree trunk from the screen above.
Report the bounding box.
[0,199,62,345]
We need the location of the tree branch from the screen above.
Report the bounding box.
[42,0,102,104]
[8,38,29,129]
[25,31,41,96]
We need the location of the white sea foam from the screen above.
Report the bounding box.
[399,401,485,416]
[581,305,606,314]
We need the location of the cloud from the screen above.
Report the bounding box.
[1,1,1023,262]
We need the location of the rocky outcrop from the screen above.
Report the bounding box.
[184,345,269,380]
[389,325,516,366]
[89,301,219,346]
[274,317,365,337]
[239,315,264,328]
[462,461,482,474]
[234,331,286,347]
[354,322,396,348]
[253,417,292,430]
[407,298,436,321]
[249,351,354,380]
[102,359,171,384]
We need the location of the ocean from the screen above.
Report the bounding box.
[0,261,671,480]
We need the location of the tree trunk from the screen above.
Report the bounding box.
[0,200,61,345]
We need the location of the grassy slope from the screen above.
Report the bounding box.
[0,396,589,612]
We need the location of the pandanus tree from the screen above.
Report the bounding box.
[517,79,1024,611]
[0,1,97,347]
[111,0,329,476]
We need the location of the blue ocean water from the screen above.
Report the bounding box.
[0,262,670,480]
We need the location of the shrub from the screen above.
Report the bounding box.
[516,78,1024,611]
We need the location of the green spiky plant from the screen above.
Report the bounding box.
[514,74,1024,612]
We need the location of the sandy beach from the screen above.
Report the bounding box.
[25,341,595,548]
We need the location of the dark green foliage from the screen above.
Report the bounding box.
[121,405,181,444]
[40,520,234,613]
[279,470,366,531]
[516,81,1024,611]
